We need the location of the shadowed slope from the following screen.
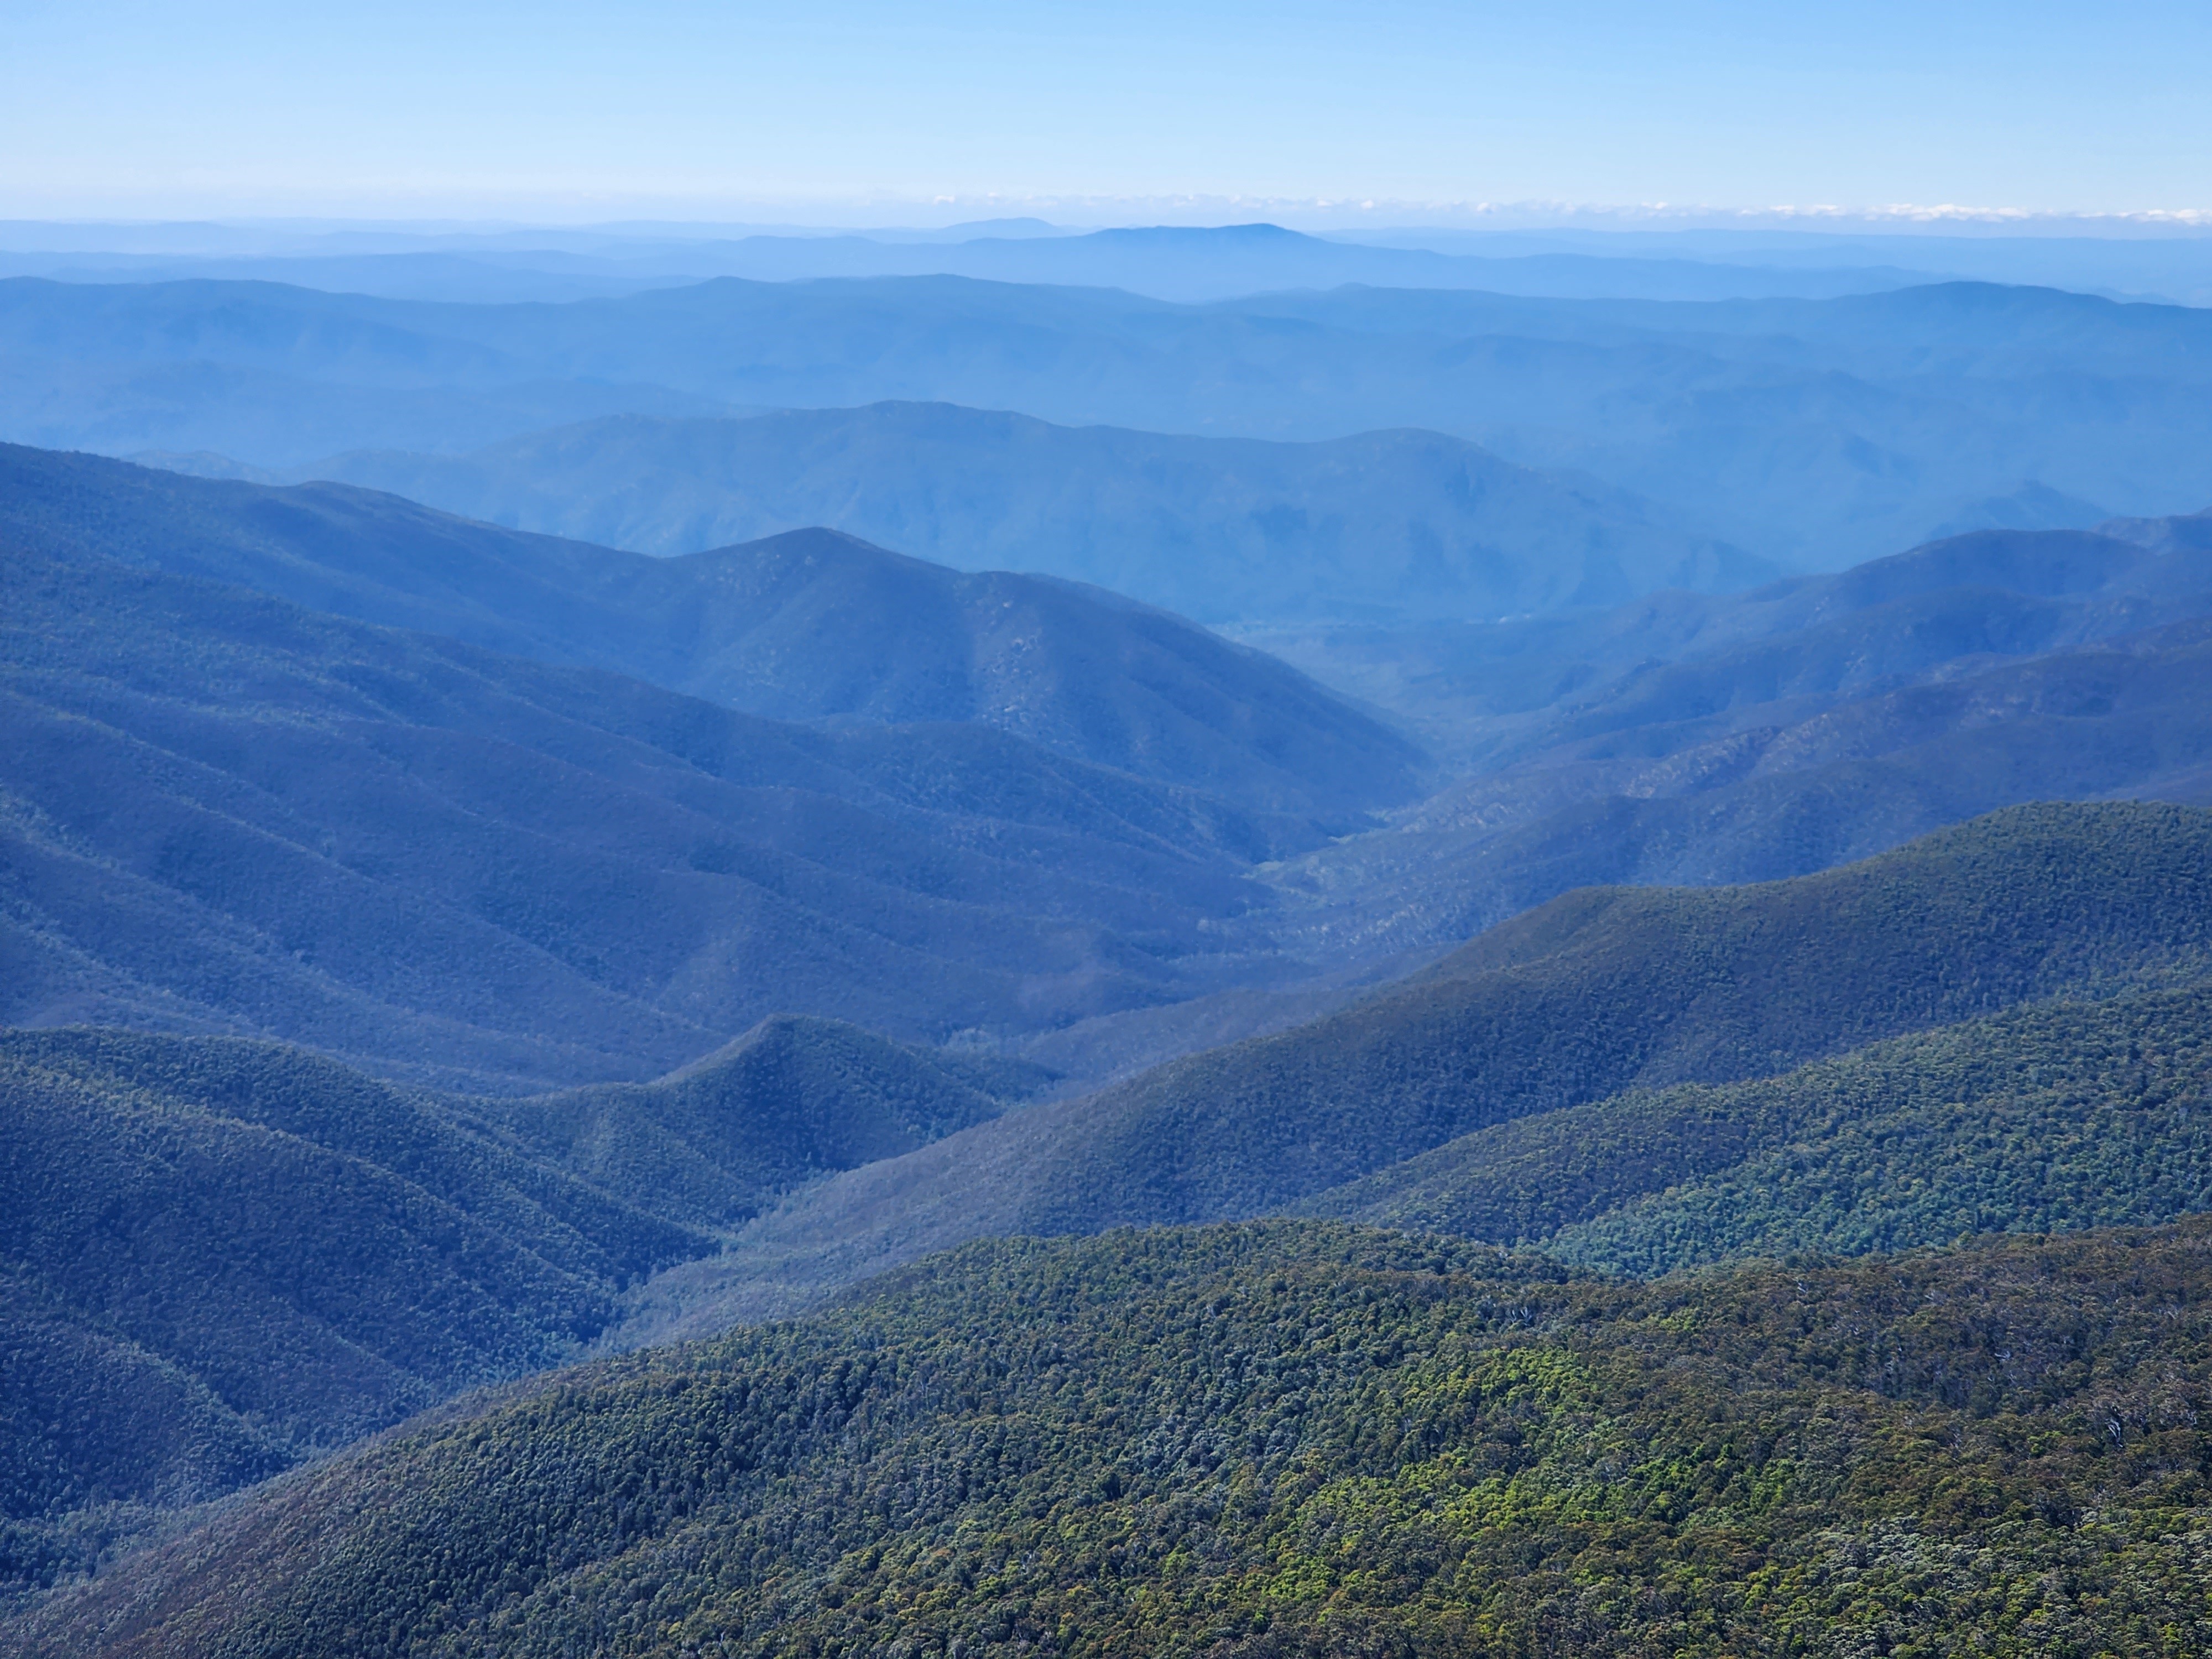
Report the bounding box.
[0,1015,1041,1600]
[0,1029,703,1543]
[0,548,1317,1089]
[0,444,1426,818]
[471,1014,1052,1232]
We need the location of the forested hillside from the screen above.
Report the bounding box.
[624,802,2212,1335]
[0,444,1424,817]
[0,547,1334,1088]
[1260,514,2212,761]
[0,1018,1042,1602]
[1190,510,2212,985]
[17,1218,2211,1657]
[19,801,2212,1613]
[1307,982,2212,1267]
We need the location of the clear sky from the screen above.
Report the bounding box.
[5,0,2208,225]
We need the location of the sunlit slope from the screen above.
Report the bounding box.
[631,802,2212,1332]
[17,1219,2211,1657]
[1306,980,2212,1268]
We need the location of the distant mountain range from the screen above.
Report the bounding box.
[15,218,2212,306]
[257,402,1764,625]
[8,271,2212,566]
[0,221,1948,306]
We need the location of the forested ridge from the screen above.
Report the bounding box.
[1308,980,2212,1269]
[0,543,1319,1091]
[0,1018,1040,1604]
[0,444,1426,819]
[623,801,2212,1339]
[16,1218,2212,1658]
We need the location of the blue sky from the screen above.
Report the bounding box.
[5,1,2208,223]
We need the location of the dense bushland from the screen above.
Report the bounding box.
[17,1219,2211,1657]
[0,1018,1037,1601]
[643,801,2212,1334]
[1311,980,2212,1269]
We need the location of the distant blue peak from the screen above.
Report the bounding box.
[1083,223,1312,246]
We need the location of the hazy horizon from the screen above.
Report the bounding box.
[9,1,2208,223]
[6,205,2212,241]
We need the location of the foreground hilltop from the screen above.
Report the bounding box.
[14,1217,2211,1657]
